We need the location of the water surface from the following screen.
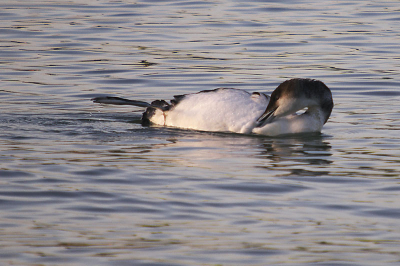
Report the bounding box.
[1,0,400,265]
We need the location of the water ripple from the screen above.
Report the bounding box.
[1,0,400,265]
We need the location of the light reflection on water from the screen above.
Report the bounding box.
[1,0,400,265]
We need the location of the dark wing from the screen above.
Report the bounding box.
[92,96,171,111]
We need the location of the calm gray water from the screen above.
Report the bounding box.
[1,0,400,265]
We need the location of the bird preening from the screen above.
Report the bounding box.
[92,78,333,136]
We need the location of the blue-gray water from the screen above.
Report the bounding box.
[1,1,400,265]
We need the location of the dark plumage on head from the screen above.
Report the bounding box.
[257,78,333,125]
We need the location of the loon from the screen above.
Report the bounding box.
[92,78,333,136]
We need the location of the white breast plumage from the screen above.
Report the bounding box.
[161,89,268,134]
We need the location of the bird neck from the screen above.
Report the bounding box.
[305,99,333,125]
